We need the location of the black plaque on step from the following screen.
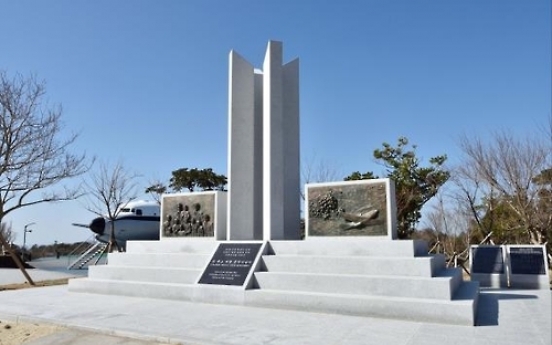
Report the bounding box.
[509,247,546,275]
[198,243,262,286]
[471,246,505,274]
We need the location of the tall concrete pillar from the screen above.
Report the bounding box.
[262,41,300,240]
[227,51,264,240]
[227,40,300,241]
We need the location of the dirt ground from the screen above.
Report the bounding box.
[0,319,63,345]
[0,278,69,292]
[0,279,68,345]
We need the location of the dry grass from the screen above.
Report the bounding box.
[0,278,69,292]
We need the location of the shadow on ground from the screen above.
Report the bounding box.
[476,291,538,326]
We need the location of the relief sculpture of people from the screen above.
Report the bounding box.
[162,194,215,237]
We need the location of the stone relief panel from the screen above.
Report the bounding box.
[307,180,391,237]
[161,193,216,238]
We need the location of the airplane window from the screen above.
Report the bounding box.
[136,209,143,216]
[121,208,131,212]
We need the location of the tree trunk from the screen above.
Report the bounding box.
[0,232,34,285]
[107,222,121,253]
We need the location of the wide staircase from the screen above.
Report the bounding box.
[247,239,479,325]
[69,238,479,325]
[69,239,217,300]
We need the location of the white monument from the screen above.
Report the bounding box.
[69,41,480,326]
[227,41,300,241]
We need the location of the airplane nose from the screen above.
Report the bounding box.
[89,217,105,235]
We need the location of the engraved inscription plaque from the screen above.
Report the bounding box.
[198,243,262,286]
[471,246,505,274]
[509,247,546,275]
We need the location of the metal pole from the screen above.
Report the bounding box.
[23,222,35,259]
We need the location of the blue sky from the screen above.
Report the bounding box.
[1,1,550,246]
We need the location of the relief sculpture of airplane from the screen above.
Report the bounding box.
[72,200,160,248]
[339,208,381,231]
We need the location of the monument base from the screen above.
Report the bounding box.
[69,237,479,326]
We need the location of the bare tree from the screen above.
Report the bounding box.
[0,222,15,245]
[83,160,139,253]
[301,154,342,200]
[0,71,90,284]
[144,179,166,204]
[451,163,496,244]
[424,186,471,269]
[456,129,551,264]
[0,222,15,256]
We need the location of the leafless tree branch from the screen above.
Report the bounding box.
[82,160,140,252]
[0,71,91,283]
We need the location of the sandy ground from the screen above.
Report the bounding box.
[0,281,170,345]
[0,319,63,345]
[0,261,170,345]
[0,319,170,345]
[0,279,65,345]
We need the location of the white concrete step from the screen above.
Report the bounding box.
[268,238,428,257]
[254,268,462,300]
[244,281,479,326]
[107,252,210,269]
[69,238,479,326]
[126,239,218,254]
[68,277,478,326]
[262,254,446,277]
[68,278,247,305]
[68,278,196,301]
[88,266,202,284]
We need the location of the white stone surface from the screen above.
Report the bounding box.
[227,40,300,241]
[269,237,427,257]
[1,285,549,345]
[262,254,443,277]
[245,287,478,326]
[227,51,263,241]
[125,238,218,253]
[262,41,301,241]
[69,235,478,325]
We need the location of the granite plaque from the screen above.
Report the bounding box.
[160,191,227,240]
[161,193,216,238]
[509,247,546,275]
[471,246,505,274]
[306,179,396,238]
[198,243,262,286]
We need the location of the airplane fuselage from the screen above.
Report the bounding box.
[98,214,160,245]
[84,200,161,248]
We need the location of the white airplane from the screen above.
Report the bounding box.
[73,200,160,248]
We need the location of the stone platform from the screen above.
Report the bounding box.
[68,238,479,325]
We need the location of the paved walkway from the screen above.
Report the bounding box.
[0,278,549,345]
